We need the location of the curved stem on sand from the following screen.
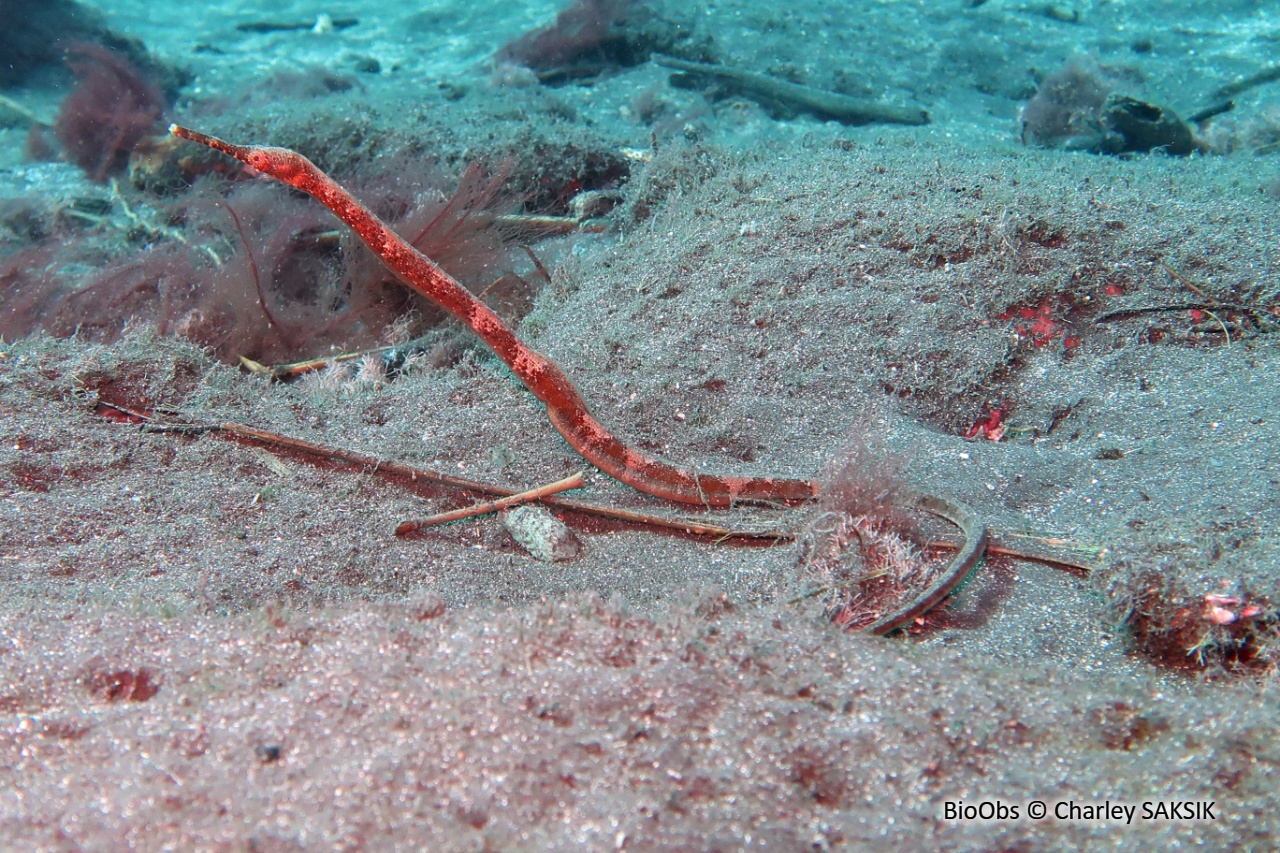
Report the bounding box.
[862,493,987,635]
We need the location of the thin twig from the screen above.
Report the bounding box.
[1213,64,1280,100]
[221,201,289,342]
[395,471,585,534]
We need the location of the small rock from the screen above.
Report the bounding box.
[502,504,581,562]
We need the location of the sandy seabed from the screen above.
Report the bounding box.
[2,0,1279,849]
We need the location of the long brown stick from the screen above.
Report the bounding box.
[118,408,790,540]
